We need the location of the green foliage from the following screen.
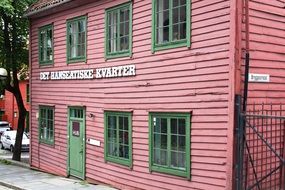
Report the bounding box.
[0,159,12,165]
[0,0,34,69]
[0,0,14,15]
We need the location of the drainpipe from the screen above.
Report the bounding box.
[242,0,250,112]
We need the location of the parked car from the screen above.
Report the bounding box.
[0,131,29,152]
[0,121,11,137]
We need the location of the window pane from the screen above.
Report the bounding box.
[119,116,124,130]
[161,134,167,149]
[156,0,169,44]
[173,0,179,7]
[171,135,178,150]
[171,151,178,167]
[154,117,160,133]
[120,37,129,51]
[160,149,167,165]
[179,23,186,40]
[78,20,85,32]
[108,116,116,129]
[177,152,186,169]
[171,151,186,169]
[178,119,186,135]
[178,136,185,151]
[154,148,167,166]
[108,142,117,156]
[119,145,128,158]
[108,129,116,142]
[154,134,161,148]
[171,118,178,134]
[161,118,167,133]
[108,12,117,53]
[173,7,179,24]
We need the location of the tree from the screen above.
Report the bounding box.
[0,0,34,161]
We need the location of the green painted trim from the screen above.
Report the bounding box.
[67,107,70,175]
[38,24,54,66]
[67,106,86,179]
[105,2,132,60]
[151,0,155,54]
[148,114,152,172]
[187,0,191,48]
[151,0,191,52]
[104,111,133,168]
[148,112,191,179]
[66,15,87,64]
[38,105,55,146]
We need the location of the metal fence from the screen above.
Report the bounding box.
[236,96,285,190]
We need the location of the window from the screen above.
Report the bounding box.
[104,111,132,167]
[149,113,191,178]
[26,84,30,103]
[39,106,54,144]
[105,2,132,59]
[67,16,87,63]
[152,0,190,51]
[39,24,53,65]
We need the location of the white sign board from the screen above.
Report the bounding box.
[248,73,270,83]
[87,138,101,146]
[40,64,136,80]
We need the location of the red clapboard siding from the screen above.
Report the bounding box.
[241,0,285,103]
[29,0,233,189]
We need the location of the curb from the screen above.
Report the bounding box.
[0,158,30,169]
[0,181,24,190]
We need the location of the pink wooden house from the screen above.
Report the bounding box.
[26,0,285,189]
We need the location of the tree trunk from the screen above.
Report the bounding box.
[12,92,27,161]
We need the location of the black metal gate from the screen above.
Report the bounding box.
[236,96,285,190]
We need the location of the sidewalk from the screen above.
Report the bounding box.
[0,160,117,190]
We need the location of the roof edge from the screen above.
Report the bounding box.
[25,0,72,18]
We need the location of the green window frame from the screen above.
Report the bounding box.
[151,0,191,52]
[38,24,53,65]
[26,84,30,103]
[66,16,87,63]
[39,106,54,145]
[104,111,132,167]
[149,112,191,179]
[105,2,132,59]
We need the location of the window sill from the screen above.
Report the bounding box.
[67,57,86,64]
[39,140,54,146]
[152,40,189,53]
[150,165,189,179]
[105,51,131,60]
[39,61,53,66]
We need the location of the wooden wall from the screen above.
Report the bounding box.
[243,0,285,104]
[30,0,233,189]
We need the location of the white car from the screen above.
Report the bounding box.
[0,121,11,136]
[0,131,29,152]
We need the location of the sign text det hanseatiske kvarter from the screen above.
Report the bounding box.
[40,64,136,80]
